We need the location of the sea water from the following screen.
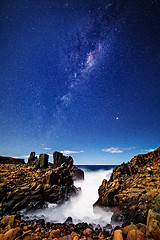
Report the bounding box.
[23,165,116,226]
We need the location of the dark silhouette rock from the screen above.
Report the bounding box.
[53,151,84,180]
[28,152,37,164]
[39,154,48,168]
[28,152,48,169]
[64,217,73,225]
[0,156,25,164]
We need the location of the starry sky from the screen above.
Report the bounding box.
[0,0,160,164]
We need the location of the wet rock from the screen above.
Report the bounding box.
[71,167,84,181]
[65,217,73,225]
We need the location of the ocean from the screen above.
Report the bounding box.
[23,165,116,226]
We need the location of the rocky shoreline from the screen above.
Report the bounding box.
[0,151,84,216]
[94,148,160,239]
[0,149,160,239]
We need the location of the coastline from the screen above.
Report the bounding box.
[0,149,160,239]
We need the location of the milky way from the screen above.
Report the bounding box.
[57,0,127,109]
[0,0,160,163]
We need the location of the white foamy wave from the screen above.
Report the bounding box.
[23,168,113,226]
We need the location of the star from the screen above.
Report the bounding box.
[116,117,119,120]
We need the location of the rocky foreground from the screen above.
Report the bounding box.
[95,148,160,239]
[0,149,160,239]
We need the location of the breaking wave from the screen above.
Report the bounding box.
[23,167,113,226]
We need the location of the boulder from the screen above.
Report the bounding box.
[83,228,92,236]
[49,229,61,238]
[123,223,138,236]
[113,229,123,240]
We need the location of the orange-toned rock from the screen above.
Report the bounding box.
[4,227,22,240]
[83,228,92,236]
[1,215,16,229]
[136,230,146,240]
[73,236,79,240]
[61,235,73,240]
[113,229,123,240]
[23,226,28,231]
[123,223,138,236]
[0,234,5,240]
[127,229,145,240]
[49,228,61,238]
[95,148,160,224]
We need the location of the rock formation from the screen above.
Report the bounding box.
[94,148,160,226]
[0,151,84,216]
[0,163,78,216]
[28,152,49,169]
[53,151,84,180]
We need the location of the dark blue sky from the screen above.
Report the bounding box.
[0,0,160,164]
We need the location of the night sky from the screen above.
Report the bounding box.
[0,0,160,164]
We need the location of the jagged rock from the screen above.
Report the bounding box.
[94,147,160,224]
[64,217,73,225]
[53,151,73,168]
[146,209,160,240]
[28,152,37,164]
[53,151,84,180]
[71,166,84,181]
[28,152,48,169]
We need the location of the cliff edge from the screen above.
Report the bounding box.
[94,148,160,225]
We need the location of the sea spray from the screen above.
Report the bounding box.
[22,166,114,226]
